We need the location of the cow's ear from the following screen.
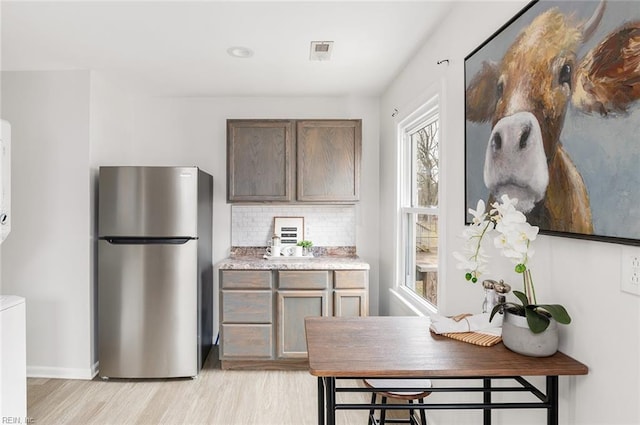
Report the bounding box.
[466,61,499,123]
[572,22,640,116]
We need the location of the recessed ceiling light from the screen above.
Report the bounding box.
[227,46,254,58]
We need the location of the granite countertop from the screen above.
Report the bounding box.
[218,256,370,270]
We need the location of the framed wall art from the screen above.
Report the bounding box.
[273,216,304,246]
[464,0,640,245]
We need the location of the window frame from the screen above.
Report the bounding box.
[395,94,441,314]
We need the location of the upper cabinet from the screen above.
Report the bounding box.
[296,120,361,202]
[227,119,361,203]
[227,120,293,202]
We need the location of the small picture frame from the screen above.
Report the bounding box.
[273,216,304,246]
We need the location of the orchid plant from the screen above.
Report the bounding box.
[454,194,571,333]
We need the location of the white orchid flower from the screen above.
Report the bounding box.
[454,195,538,283]
[492,231,509,250]
[499,207,526,228]
[501,247,525,263]
[468,199,487,225]
[521,222,539,241]
[490,194,518,217]
[508,222,538,250]
[499,194,518,208]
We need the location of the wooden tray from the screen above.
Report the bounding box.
[441,331,502,347]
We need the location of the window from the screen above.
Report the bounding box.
[399,97,440,309]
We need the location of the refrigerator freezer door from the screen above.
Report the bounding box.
[99,166,198,237]
[98,239,198,378]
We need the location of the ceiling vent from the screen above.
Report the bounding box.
[309,41,334,61]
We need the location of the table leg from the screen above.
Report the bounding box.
[483,378,492,425]
[317,378,325,425]
[325,377,336,425]
[547,376,559,425]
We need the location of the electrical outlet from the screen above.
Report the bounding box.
[621,246,640,296]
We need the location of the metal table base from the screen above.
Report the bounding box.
[317,375,559,425]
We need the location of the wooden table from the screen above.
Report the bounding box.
[305,316,588,425]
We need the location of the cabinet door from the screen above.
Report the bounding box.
[277,290,328,358]
[334,290,368,317]
[227,120,293,202]
[296,120,361,202]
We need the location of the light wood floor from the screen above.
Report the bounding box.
[27,349,405,425]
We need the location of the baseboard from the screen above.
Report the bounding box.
[28,361,98,380]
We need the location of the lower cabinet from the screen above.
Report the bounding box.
[277,290,328,358]
[219,268,368,369]
[334,270,368,317]
[220,270,273,361]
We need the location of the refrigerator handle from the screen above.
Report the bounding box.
[103,237,195,245]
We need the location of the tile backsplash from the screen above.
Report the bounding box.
[231,205,356,247]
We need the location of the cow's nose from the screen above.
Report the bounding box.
[491,132,502,151]
[519,125,531,150]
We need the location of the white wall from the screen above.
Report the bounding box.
[1,71,94,379]
[90,92,381,332]
[379,2,640,424]
[1,70,381,376]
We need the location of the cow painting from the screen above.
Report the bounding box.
[465,0,640,238]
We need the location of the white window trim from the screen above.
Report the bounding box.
[393,90,443,317]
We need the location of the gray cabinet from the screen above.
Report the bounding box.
[334,291,367,317]
[277,290,328,358]
[220,271,273,359]
[226,119,361,203]
[227,120,293,202]
[219,268,368,369]
[276,270,330,359]
[220,324,272,358]
[334,270,368,317]
[297,120,361,202]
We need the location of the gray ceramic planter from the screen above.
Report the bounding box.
[502,310,558,357]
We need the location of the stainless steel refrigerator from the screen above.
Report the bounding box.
[98,166,213,379]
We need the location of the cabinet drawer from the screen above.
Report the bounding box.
[278,271,329,289]
[221,270,272,289]
[221,324,273,358]
[334,270,368,289]
[222,290,272,323]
